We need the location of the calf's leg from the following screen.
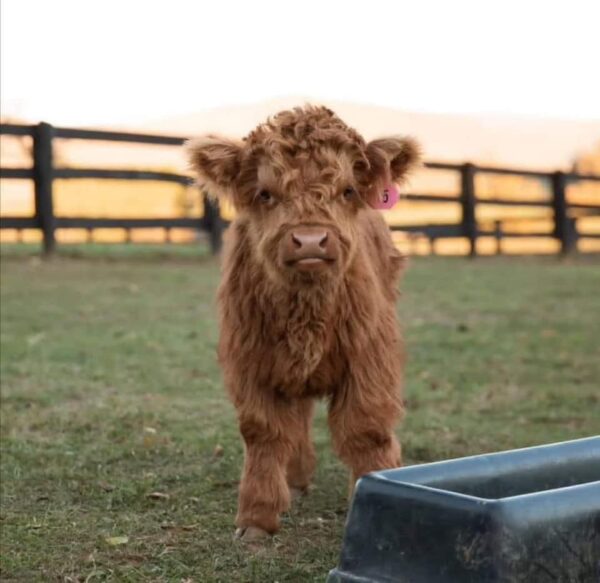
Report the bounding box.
[328,380,403,490]
[286,399,316,497]
[235,396,310,539]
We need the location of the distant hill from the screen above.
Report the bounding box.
[139,97,600,170]
[4,98,599,172]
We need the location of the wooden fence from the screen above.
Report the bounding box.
[1,122,599,256]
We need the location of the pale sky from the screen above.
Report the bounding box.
[1,0,599,127]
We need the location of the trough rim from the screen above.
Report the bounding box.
[366,435,600,503]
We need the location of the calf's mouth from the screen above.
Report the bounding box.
[285,256,336,271]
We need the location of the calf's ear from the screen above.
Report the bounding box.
[366,136,421,185]
[186,135,242,200]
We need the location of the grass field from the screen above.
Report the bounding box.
[1,246,599,582]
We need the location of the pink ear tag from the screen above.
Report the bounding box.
[373,184,400,209]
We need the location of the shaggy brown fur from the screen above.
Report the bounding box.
[187,105,420,539]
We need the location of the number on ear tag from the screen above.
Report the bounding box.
[372,184,400,209]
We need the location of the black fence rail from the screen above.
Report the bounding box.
[397,162,600,256]
[1,122,225,255]
[1,122,599,256]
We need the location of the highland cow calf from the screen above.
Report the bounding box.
[187,106,420,542]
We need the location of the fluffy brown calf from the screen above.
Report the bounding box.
[187,106,420,541]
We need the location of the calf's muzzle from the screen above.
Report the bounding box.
[281,226,338,271]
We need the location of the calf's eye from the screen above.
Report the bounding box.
[258,189,272,203]
[343,187,356,200]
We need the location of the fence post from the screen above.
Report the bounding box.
[494,220,503,255]
[551,171,576,254]
[203,193,224,255]
[33,122,55,254]
[460,163,477,257]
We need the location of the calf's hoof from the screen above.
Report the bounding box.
[234,526,271,543]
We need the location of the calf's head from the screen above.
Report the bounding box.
[187,106,419,285]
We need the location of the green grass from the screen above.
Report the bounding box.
[1,247,599,582]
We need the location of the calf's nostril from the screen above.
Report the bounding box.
[292,233,303,248]
[318,232,328,248]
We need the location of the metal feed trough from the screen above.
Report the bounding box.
[328,437,600,582]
